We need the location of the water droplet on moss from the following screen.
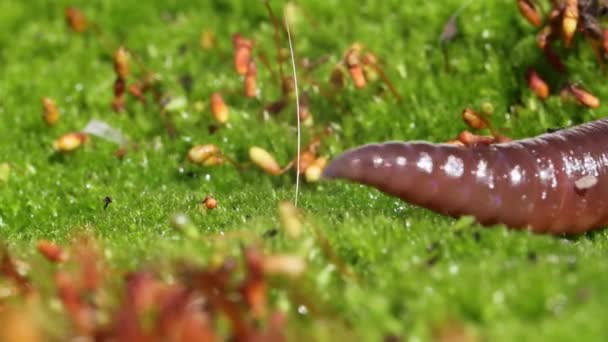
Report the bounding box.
[297,305,308,315]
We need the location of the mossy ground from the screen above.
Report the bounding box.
[2,0,608,340]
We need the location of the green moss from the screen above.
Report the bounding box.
[1,0,608,340]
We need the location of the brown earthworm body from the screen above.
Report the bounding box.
[323,118,608,234]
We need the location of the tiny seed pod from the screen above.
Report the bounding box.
[446,139,466,147]
[194,101,205,112]
[457,130,495,146]
[548,7,561,22]
[114,77,126,97]
[241,247,267,318]
[264,99,288,116]
[278,201,302,238]
[54,271,79,318]
[345,49,366,88]
[481,102,494,115]
[313,156,329,171]
[249,146,282,175]
[262,254,306,277]
[526,68,550,100]
[232,34,253,75]
[140,72,158,93]
[115,147,127,160]
[493,134,512,143]
[42,97,60,126]
[113,47,130,79]
[65,6,87,33]
[563,0,578,47]
[537,26,553,49]
[349,42,365,53]
[202,155,224,166]
[461,108,486,130]
[330,65,346,89]
[363,65,379,83]
[200,29,215,49]
[202,195,218,210]
[128,83,145,102]
[544,46,566,72]
[37,240,68,263]
[361,52,379,82]
[111,96,125,112]
[298,92,311,123]
[53,132,88,152]
[305,157,328,183]
[282,76,296,97]
[298,150,316,174]
[211,92,229,124]
[440,13,458,44]
[516,0,542,27]
[301,114,314,127]
[568,84,600,108]
[244,60,257,98]
[361,52,380,82]
[187,144,221,164]
[361,52,378,66]
[283,2,302,29]
[559,87,572,103]
[278,47,291,63]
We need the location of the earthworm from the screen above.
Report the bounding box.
[323,118,608,234]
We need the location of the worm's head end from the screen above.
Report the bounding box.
[322,145,374,181]
[320,158,343,180]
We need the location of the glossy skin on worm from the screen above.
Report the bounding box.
[323,118,608,234]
